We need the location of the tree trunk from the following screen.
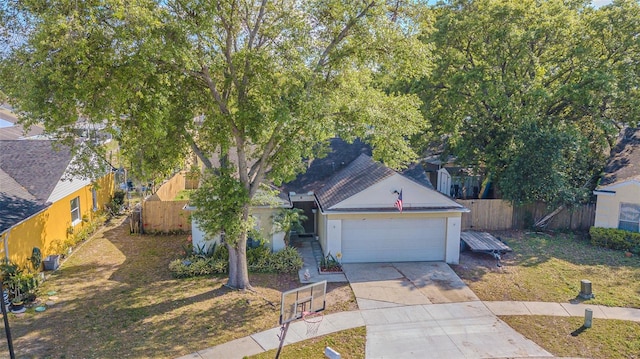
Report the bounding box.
[226,244,239,288]
[226,207,252,290]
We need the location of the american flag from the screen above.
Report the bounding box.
[394,189,403,213]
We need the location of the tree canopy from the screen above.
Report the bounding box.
[413,0,640,205]
[0,0,430,289]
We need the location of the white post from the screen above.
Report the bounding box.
[584,308,593,328]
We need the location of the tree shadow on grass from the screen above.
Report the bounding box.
[2,219,298,359]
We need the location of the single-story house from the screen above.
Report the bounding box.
[594,128,640,232]
[284,138,468,264]
[188,138,468,264]
[0,139,115,267]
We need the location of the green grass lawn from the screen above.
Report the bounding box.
[502,315,640,359]
[2,217,357,359]
[453,231,640,307]
[7,223,639,359]
[174,189,195,201]
[454,230,640,358]
[247,327,366,359]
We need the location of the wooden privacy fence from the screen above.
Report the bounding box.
[457,199,596,231]
[154,172,187,201]
[142,200,191,233]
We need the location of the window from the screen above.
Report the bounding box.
[618,203,640,232]
[70,197,81,225]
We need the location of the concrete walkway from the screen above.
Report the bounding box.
[176,300,640,359]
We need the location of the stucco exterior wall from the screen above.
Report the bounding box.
[445,216,462,264]
[3,173,114,268]
[190,206,286,253]
[594,181,640,229]
[333,174,460,211]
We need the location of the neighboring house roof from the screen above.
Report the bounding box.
[599,127,640,188]
[0,168,49,233]
[0,107,44,140]
[0,140,73,202]
[0,140,75,233]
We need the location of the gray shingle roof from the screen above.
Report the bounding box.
[0,140,72,232]
[282,138,437,211]
[316,154,396,210]
[0,168,49,233]
[600,127,640,187]
[282,138,372,195]
[0,108,44,140]
[0,140,72,202]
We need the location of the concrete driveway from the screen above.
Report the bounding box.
[342,262,552,358]
[342,262,480,309]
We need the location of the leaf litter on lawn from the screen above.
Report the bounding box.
[2,216,356,359]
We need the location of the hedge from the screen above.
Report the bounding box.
[589,227,640,254]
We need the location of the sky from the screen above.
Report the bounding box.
[592,0,613,7]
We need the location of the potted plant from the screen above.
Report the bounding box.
[10,295,25,313]
[319,252,343,273]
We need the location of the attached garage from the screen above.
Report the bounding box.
[341,217,446,263]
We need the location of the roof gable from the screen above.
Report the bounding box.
[0,140,73,203]
[595,179,640,191]
[330,172,465,211]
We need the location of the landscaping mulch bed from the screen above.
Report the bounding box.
[1,217,356,359]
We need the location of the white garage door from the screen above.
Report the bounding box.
[341,217,446,263]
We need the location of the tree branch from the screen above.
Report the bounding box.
[201,64,230,116]
[185,132,213,169]
[217,2,241,92]
[314,1,377,72]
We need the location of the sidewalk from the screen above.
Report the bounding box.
[176,300,640,359]
[484,300,640,321]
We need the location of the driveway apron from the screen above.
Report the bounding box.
[342,262,479,309]
[342,262,552,359]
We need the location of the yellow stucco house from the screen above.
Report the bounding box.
[594,128,640,232]
[0,139,114,268]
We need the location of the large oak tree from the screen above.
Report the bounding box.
[1,0,430,289]
[413,0,640,206]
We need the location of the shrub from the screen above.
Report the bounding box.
[169,244,303,278]
[168,257,228,278]
[589,227,640,253]
[0,260,40,302]
[268,246,304,273]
